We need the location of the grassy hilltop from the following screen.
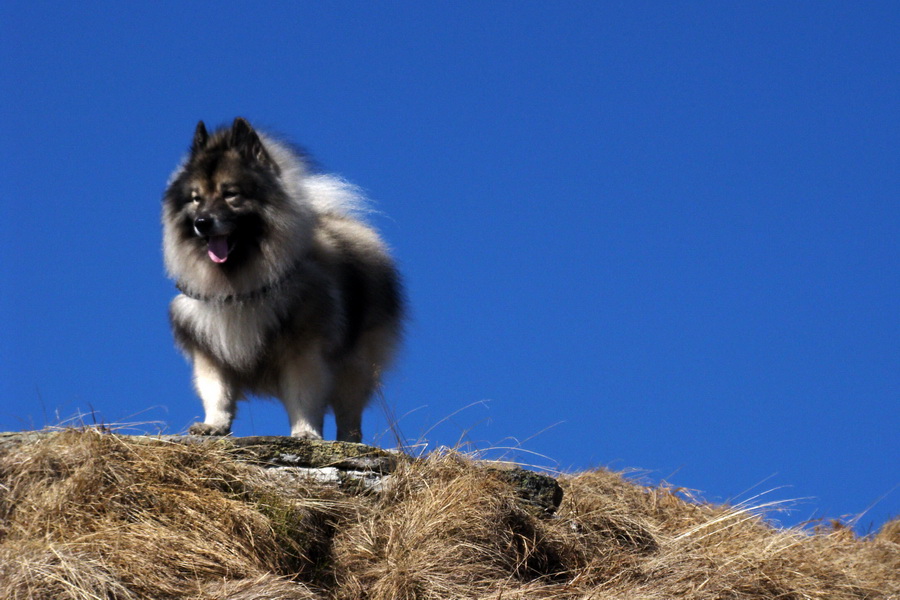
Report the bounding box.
[0,429,897,599]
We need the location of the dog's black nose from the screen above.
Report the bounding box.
[194,217,213,236]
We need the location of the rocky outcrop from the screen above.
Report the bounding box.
[224,435,563,514]
[0,430,563,515]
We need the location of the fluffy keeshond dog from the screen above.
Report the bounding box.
[162,117,404,442]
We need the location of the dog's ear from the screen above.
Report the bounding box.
[192,121,209,153]
[230,117,277,171]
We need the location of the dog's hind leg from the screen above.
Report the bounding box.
[330,368,373,443]
[189,351,238,436]
[330,328,398,443]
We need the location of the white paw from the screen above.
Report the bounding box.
[189,422,231,436]
[290,428,323,440]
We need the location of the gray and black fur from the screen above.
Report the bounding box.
[162,117,404,442]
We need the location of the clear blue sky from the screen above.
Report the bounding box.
[2,2,897,533]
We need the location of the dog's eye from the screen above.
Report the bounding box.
[222,190,239,200]
[190,195,201,203]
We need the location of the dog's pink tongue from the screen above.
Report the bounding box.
[208,236,230,263]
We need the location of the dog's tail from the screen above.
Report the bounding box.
[302,174,371,218]
[260,134,371,219]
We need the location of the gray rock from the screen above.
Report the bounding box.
[0,431,562,514]
[491,467,564,515]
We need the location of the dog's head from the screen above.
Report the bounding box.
[164,117,285,268]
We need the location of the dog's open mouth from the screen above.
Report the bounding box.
[207,235,233,263]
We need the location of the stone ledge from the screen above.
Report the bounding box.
[224,435,400,474]
[0,430,563,514]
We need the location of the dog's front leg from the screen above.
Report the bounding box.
[280,347,332,439]
[188,351,237,436]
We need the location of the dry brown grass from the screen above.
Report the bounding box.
[0,429,897,600]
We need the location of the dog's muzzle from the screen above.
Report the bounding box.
[193,217,235,263]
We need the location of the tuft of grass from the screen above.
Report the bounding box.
[0,429,335,599]
[330,452,570,600]
[0,428,897,599]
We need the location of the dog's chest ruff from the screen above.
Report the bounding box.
[171,295,283,370]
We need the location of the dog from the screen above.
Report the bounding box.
[162,117,404,442]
